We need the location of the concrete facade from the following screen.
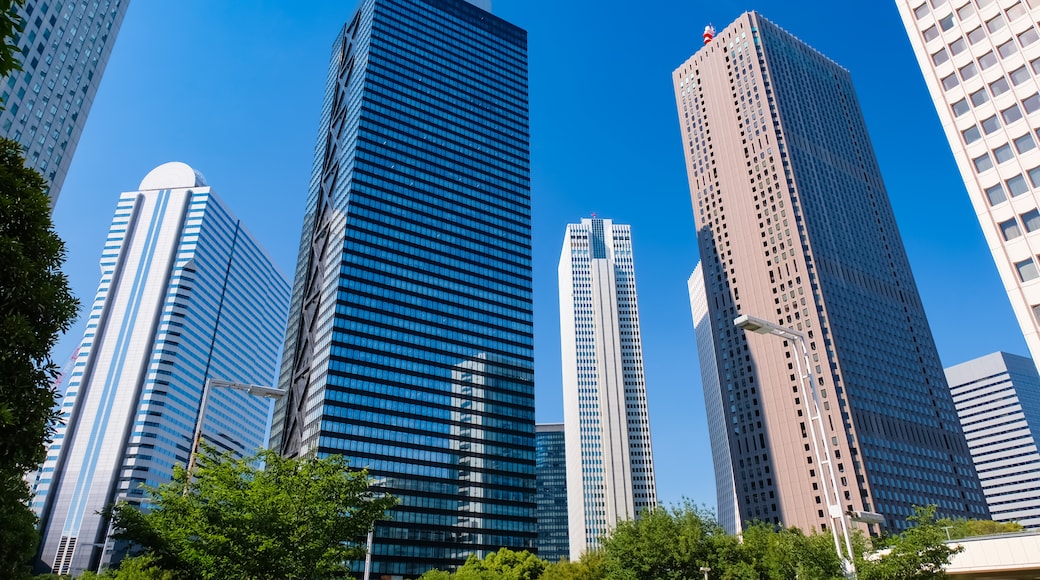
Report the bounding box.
[896,0,1040,374]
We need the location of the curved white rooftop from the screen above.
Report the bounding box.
[138,162,208,191]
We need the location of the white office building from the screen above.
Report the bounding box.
[558,217,656,559]
[945,352,1040,528]
[896,0,1040,369]
[34,162,289,575]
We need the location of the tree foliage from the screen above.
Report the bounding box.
[108,447,396,579]
[0,131,78,576]
[540,550,605,580]
[858,506,963,580]
[0,0,23,79]
[418,547,547,580]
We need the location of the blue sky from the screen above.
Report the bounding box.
[50,1,1029,512]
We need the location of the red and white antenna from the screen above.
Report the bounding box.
[703,24,716,45]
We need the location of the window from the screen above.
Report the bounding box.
[998,39,1018,58]
[1003,104,1023,124]
[987,14,1006,33]
[958,3,975,19]
[924,25,940,41]
[940,14,956,30]
[968,26,986,44]
[953,98,971,116]
[943,73,960,90]
[1008,173,1030,196]
[985,183,1007,204]
[979,50,997,69]
[1032,303,1040,322]
[1015,133,1036,153]
[971,88,990,105]
[1007,2,1027,20]
[995,143,1014,163]
[1024,94,1040,114]
[1032,57,1040,75]
[932,0,948,6]
[1015,258,1038,281]
[963,125,982,143]
[1022,208,1040,231]
[915,3,930,19]
[1000,218,1022,240]
[951,37,967,55]
[975,152,994,171]
[976,0,994,7]
[1011,66,1030,85]
[960,61,979,80]
[981,115,1000,134]
[933,48,950,65]
[1028,165,1040,186]
[1020,28,1040,47]
[991,76,1011,96]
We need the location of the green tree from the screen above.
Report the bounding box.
[600,502,740,580]
[935,516,1022,540]
[108,447,396,579]
[540,550,605,580]
[858,505,963,580]
[0,0,23,79]
[1,131,79,576]
[455,548,547,580]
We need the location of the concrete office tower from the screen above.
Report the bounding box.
[35,163,290,575]
[559,217,656,559]
[672,12,988,534]
[890,1,1040,378]
[896,2,1040,374]
[0,0,128,206]
[269,0,534,575]
[688,265,741,534]
[535,423,569,563]
[946,352,1040,528]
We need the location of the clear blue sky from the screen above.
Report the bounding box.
[50,1,1028,513]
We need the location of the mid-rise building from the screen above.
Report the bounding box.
[535,423,569,563]
[559,217,656,559]
[895,1,1040,372]
[268,0,535,575]
[0,0,129,206]
[673,12,987,534]
[34,162,290,575]
[946,352,1040,528]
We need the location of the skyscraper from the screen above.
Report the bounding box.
[558,217,656,559]
[535,423,569,563]
[673,12,987,534]
[35,162,290,575]
[688,265,740,535]
[0,0,128,206]
[896,2,1040,373]
[269,0,534,575]
[945,352,1040,529]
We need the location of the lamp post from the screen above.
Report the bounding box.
[187,378,285,475]
[733,314,857,579]
[700,565,711,580]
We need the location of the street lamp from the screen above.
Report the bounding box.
[733,314,857,579]
[700,565,711,580]
[187,378,285,475]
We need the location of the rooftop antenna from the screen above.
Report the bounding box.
[703,24,716,44]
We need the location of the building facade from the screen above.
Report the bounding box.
[896,0,1040,374]
[688,265,741,534]
[0,0,129,206]
[268,0,535,576]
[558,217,656,559]
[673,12,987,534]
[945,352,1040,528]
[34,162,290,575]
[535,423,569,563]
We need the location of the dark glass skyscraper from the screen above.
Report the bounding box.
[674,12,987,534]
[270,0,533,576]
[535,423,568,563]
